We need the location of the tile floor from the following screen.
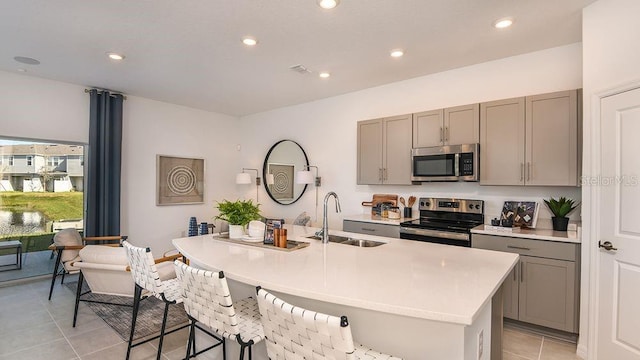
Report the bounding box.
[0,277,582,360]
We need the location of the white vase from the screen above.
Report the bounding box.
[229,224,244,239]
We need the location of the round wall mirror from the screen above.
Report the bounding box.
[263,140,309,205]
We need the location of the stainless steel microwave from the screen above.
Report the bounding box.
[411,144,479,182]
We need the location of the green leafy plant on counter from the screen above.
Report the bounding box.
[214,199,262,226]
[543,197,580,218]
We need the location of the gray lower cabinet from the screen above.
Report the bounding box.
[472,233,580,333]
[343,220,399,238]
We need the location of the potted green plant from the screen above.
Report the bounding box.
[543,197,579,231]
[214,199,262,238]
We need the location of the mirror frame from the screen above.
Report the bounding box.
[263,139,310,205]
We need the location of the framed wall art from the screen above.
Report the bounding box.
[267,163,294,201]
[156,155,204,205]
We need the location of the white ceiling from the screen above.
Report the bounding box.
[0,0,596,116]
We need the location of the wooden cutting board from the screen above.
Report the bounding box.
[361,194,398,207]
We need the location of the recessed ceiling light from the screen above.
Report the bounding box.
[390,49,404,58]
[107,52,125,61]
[493,18,514,29]
[13,56,40,65]
[242,37,258,46]
[317,0,339,9]
[319,72,331,78]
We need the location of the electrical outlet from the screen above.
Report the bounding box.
[477,329,484,359]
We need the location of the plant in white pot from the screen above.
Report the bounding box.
[214,199,262,239]
[543,197,579,231]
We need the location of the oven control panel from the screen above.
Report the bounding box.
[419,197,484,214]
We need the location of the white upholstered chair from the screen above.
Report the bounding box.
[256,287,403,360]
[122,241,186,360]
[174,261,264,360]
[47,229,126,300]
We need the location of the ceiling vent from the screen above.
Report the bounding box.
[289,64,311,74]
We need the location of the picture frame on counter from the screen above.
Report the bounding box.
[500,201,539,228]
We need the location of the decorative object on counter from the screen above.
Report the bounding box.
[501,201,539,228]
[293,211,311,226]
[157,155,204,205]
[544,197,580,231]
[247,220,266,239]
[263,218,284,245]
[199,222,209,235]
[362,194,398,216]
[388,206,401,219]
[236,168,261,202]
[188,217,198,237]
[263,140,310,206]
[485,225,521,232]
[491,218,500,226]
[214,199,262,239]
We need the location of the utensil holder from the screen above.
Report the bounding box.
[403,207,412,219]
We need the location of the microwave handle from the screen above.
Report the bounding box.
[454,153,460,176]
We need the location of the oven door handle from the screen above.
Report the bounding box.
[400,227,470,242]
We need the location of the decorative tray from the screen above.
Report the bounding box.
[211,235,310,252]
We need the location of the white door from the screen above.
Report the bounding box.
[597,87,640,359]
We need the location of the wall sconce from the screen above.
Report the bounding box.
[296,165,321,220]
[236,168,260,201]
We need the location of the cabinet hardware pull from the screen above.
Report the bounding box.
[362,228,376,232]
[440,127,443,143]
[445,127,449,142]
[527,162,531,181]
[378,168,382,182]
[520,163,524,182]
[507,245,531,251]
[520,262,524,283]
[383,168,388,180]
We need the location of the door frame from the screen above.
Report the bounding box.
[584,80,640,359]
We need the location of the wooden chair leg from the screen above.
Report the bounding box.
[126,284,143,360]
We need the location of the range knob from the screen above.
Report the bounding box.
[475,204,481,210]
[468,204,474,209]
[420,201,424,207]
[425,202,430,207]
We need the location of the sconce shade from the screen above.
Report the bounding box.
[266,173,275,185]
[236,172,252,184]
[296,170,314,184]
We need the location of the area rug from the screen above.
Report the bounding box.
[65,281,189,341]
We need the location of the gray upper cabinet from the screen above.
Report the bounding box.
[480,90,579,186]
[413,104,479,148]
[358,114,412,185]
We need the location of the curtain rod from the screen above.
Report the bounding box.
[84,88,127,100]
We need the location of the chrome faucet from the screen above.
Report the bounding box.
[318,191,341,244]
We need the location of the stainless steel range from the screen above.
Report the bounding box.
[399,197,484,247]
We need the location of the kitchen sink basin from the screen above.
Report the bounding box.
[306,234,385,247]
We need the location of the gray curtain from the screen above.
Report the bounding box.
[85,89,123,237]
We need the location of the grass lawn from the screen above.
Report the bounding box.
[0,191,83,220]
[0,192,84,254]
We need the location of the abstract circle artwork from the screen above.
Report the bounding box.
[167,165,197,195]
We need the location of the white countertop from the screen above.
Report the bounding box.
[342,213,414,226]
[471,225,581,244]
[173,225,518,326]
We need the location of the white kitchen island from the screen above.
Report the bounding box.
[173,225,518,360]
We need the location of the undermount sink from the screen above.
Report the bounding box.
[306,234,385,247]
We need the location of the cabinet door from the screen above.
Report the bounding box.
[525,90,578,186]
[480,97,525,185]
[519,255,576,332]
[412,109,444,148]
[503,264,519,320]
[357,119,383,184]
[444,104,479,145]
[383,114,413,185]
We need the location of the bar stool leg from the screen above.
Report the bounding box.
[126,284,143,360]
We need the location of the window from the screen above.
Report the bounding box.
[8,156,13,166]
[80,155,84,166]
[27,155,33,166]
[47,156,63,167]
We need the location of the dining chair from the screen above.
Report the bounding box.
[122,241,187,360]
[47,229,126,300]
[174,261,264,360]
[256,286,403,359]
